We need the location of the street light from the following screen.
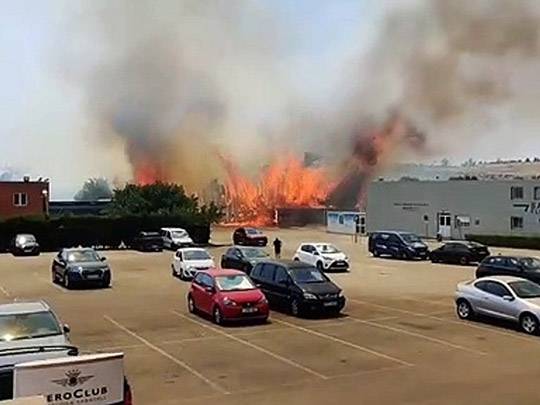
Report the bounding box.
[41,189,49,218]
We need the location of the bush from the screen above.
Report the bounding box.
[0,215,211,252]
[465,234,540,250]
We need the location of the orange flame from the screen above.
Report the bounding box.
[134,161,166,185]
[221,155,330,226]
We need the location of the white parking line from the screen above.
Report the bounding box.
[171,310,328,379]
[104,315,229,394]
[0,285,11,298]
[351,298,540,345]
[272,318,413,367]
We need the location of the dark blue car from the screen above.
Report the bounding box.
[368,231,429,260]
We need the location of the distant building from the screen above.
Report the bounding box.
[0,178,50,219]
[367,179,540,239]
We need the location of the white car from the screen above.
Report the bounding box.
[161,227,194,249]
[293,243,350,271]
[172,248,215,280]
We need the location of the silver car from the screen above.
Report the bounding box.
[455,275,540,335]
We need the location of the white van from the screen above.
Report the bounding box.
[161,228,194,249]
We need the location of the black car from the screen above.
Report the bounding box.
[132,231,164,252]
[52,248,111,289]
[249,260,346,317]
[368,231,429,260]
[430,241,490,265]
[10,234,40,256]
[221,246,271,274]
[476,256,540,284]
[233,227,268,247]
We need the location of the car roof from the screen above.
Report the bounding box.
[62,247,95,252]
[0,301,50,315]
[475,275,528,283]
[254,259,314,269]
[162,227,187,231]
[206,269,245,277]
[177,247,207,252]
[485,255,535,260]
[372,231,414,235]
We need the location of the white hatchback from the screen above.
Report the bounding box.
[172,248,215,280]
[293,243,350,271]
[161,228,194,250]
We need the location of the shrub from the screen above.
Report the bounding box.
[0,215,211,252]
[465,234,540,250]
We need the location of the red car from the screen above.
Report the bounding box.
[187,269,269,324]
[233,227,268,247]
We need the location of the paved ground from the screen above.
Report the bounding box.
[2,227,540,404]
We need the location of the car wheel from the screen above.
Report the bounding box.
[52,271,58,284]
[456,299,474,320]
[316,261,324,271]
[291,299,301,317]
[373,249,380,257]
[459,256,469,266]
[520,313,539,335]
[187,294,196,314]
[213,306,223,325]
[293,257,300,261]
[179,269,187,281]
[102,274,111,288]
[400,251,409,260]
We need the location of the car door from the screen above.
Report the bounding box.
[388,234,402,256]
[471,280,493,315]
[257,263,277,303]
[230,248,244,269]
[197,273,216,314]
[173,250,183,274]
[483,256,508,276]
[482,281,518,320]
[191,273,207,311]
[272,265,292,306]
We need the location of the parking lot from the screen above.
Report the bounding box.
[2,226,540,404]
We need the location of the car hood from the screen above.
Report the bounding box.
[172,236,193,243]
[185,259,215,268]
[0,335,70,367]
[321,252,347,260]
[221,289,264,303]
[68,261,106,270]
[298,282,340,295]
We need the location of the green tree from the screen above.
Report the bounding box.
[110,182,223,223]
[74,178,113,201]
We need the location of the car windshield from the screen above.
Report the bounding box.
[242,248,269,259]
[519,257,540,270]
[290,267,326,283]
[509,280,540,299]
[66,250,100,263]
[215,275,255,291]
[246,228,261,235]
[172,231,188,238]
[17,235,35,243]
[400,233,421,243]
[183,250,211,261]
[316,244,340,254]
[0,311,62,342]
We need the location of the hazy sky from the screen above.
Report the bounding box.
[1,0,539,198]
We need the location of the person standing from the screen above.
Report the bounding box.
[273,237,282,259]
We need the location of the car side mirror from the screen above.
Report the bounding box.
[314,251,320,256]
[63,324,71,334]
[100,256,107,261]
[502,295,515,302]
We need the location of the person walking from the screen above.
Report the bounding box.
[273,237,282,259]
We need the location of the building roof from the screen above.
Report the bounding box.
[0,301,49,315]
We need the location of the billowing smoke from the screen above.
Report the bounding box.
[344,0,540,158]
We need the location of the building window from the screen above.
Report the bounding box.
[456,216,471,227]
[511,186,524,200]
[13,193,28,207]
[534,187,540,200]
[475,218,480,226]
[511,216,524,230]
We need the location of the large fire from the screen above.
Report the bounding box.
[220,155,330,226]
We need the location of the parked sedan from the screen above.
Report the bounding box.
[52,248,111,289]
[10,234,40,256]
[430,241,490,265]
[455,276,540,334]
[172,248,215,280]
[250,260,346,317]
[232,227,268,247]
[220,246,270,274]
[476,256,540,284]
[187,269,269,325]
